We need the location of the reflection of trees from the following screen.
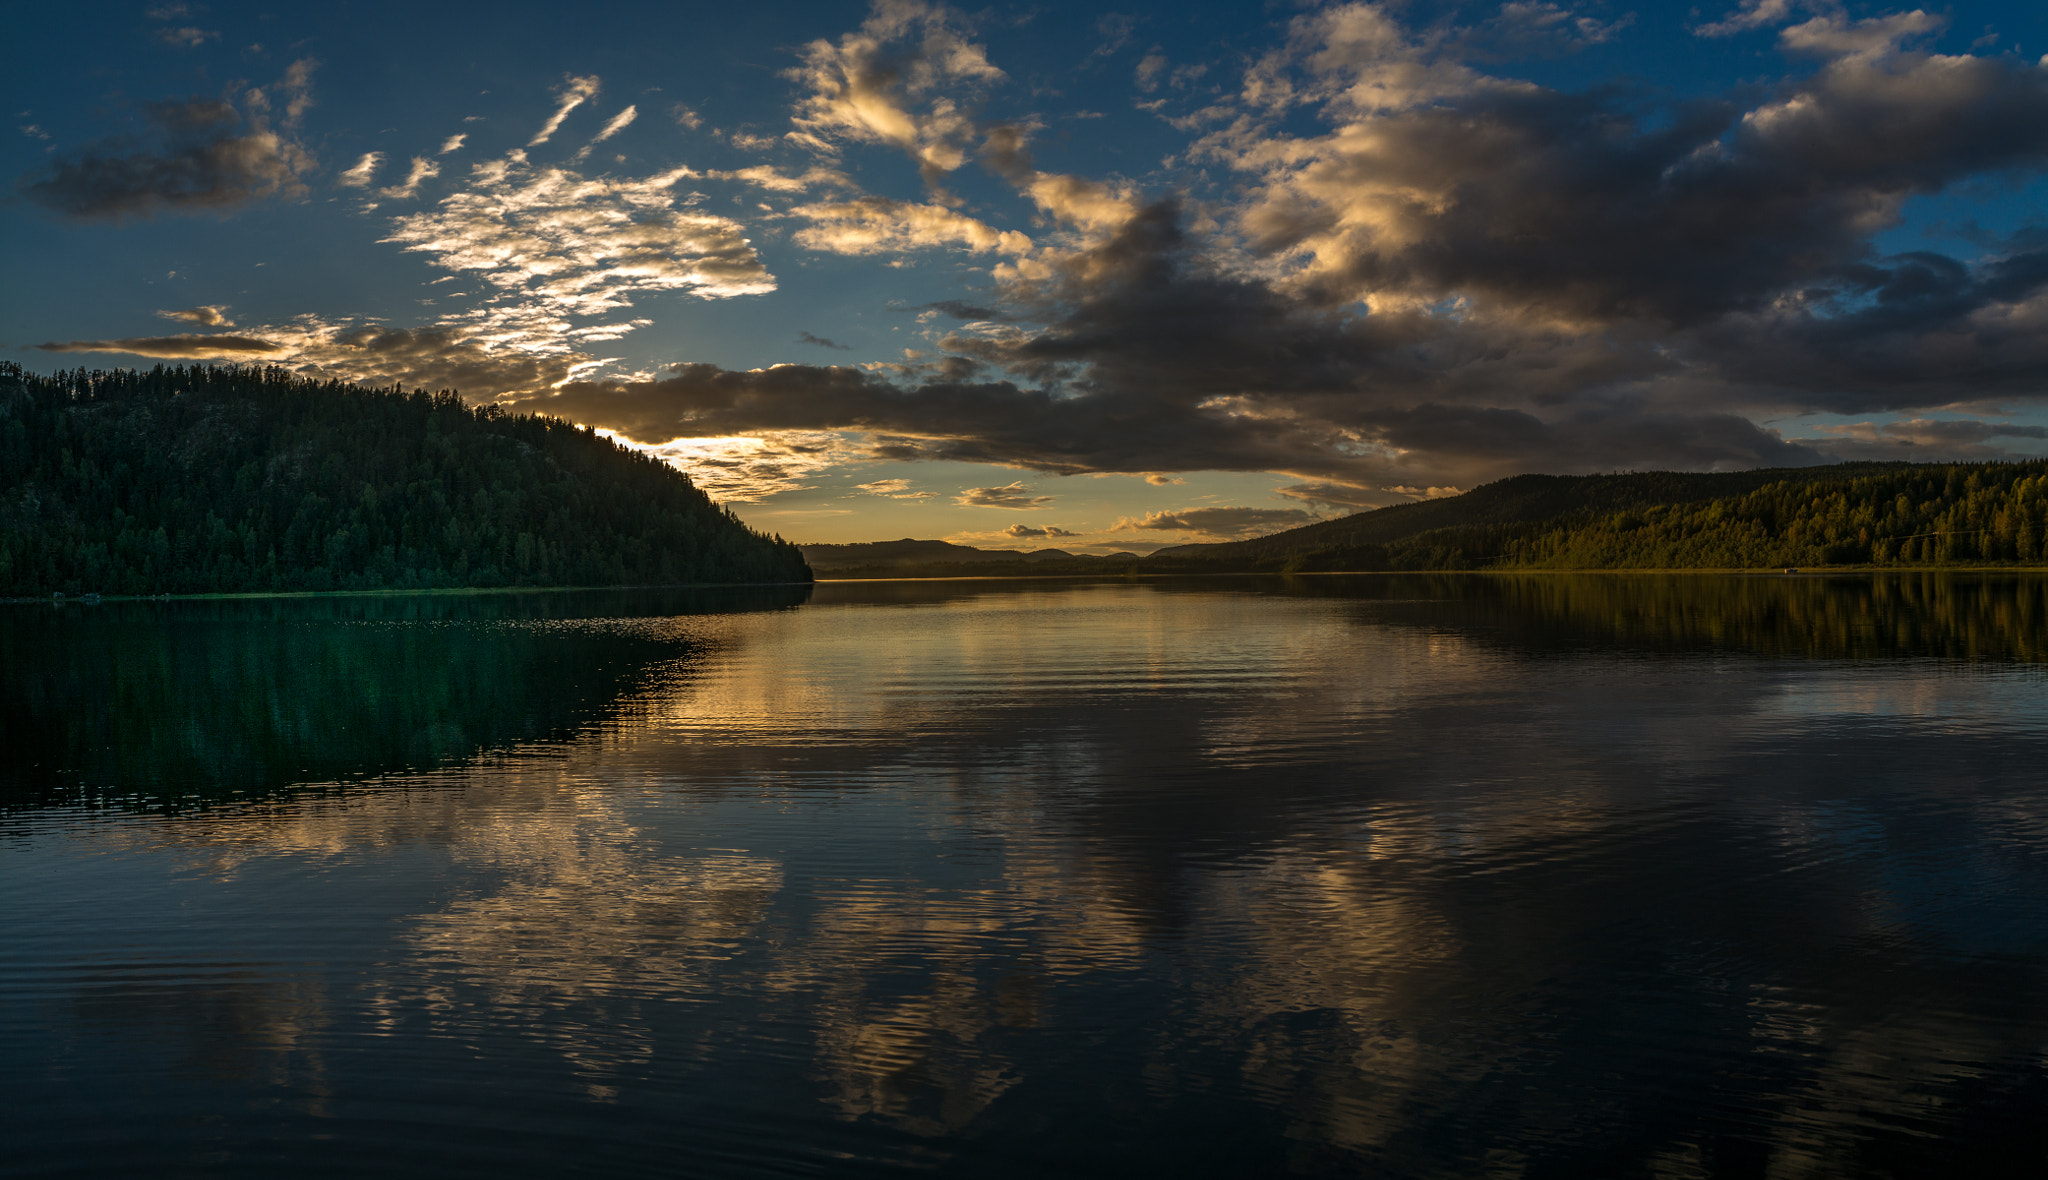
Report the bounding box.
[1,586,806,810]
[1331,572,2048,663]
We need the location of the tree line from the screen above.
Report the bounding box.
[1281,462,2048,572]
[0,363,811,596]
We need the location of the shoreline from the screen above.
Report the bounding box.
[0,580,818,606]
[18,566,2048,603]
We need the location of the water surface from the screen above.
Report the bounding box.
[6,575,2048,1177]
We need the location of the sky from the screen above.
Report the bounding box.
[9,0,2048,551]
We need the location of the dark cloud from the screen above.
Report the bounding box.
[1117,506,1318,538]
[1698,249,2048,409]
[1788,416,2048,463]
[18,96,308,219]
[797,332,852,350]
[489,195,1829,489]
[34,334,286,358]
[1242,51,2048,328]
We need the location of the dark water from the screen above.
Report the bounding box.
[6,575,2048,1178]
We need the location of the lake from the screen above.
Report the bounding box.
[6,574,2048,1177]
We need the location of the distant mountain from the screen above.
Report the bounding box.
[0,363,812,596]
[800,539,1135,571]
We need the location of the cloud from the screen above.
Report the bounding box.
[17,82,313,219]
[438,134,467,155]
[1115,506,1318,537]
[34,334,285,358]
[380,154,776,326]
[529,75,600,147]
[155,26,217,49]
[793,196,1030,256]
[40,3,2048,497]
[338,151,382,187]
[956,481,1053,509]
[40,315,594,402]
[1787,416,2048,463]
[634,431,864,501]
[1694,0,1803,39]
[799,332,852,350]
[856,478,934,498]
[571,105,639,163]
[1452,3,1634,60]
[1002,523,1076,538]
[1274,482,1389,510]
[1777,11,1945,61]
[378,156,439,200]
[701,164,839,192]
[789,0,1005,182]
[157,305,234,327]
[1144,474,1182,485]
[1135,52,1168,91]
[589,105,637,145]
[279,319,590,397]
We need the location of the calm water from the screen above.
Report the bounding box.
[6,574,2048,1178]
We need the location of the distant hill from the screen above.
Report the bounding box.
[801,538,1136,571]
[0,363,811,596]
[805,460,2048,579]
[1149,466,1923,565]
[1151,462,2048,573]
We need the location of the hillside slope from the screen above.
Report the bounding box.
[1152,466,1921,565]
[0,363,811,595]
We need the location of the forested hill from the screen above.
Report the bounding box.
[1166,461,2048,573]
[0,363,811,596]
[1150,465,1920,566]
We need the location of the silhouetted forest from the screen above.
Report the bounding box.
[1277,463,2048,572]
[0,363,810,595]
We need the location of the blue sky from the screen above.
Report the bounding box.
[9,1,2048,549]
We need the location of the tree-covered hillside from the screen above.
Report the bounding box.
[1152,465,1921,567]
[0,363,811,595]
[1276,462,2048,572]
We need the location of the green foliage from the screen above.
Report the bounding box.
[0,363,811,595]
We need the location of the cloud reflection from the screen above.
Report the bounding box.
[29,577,2048,1171]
